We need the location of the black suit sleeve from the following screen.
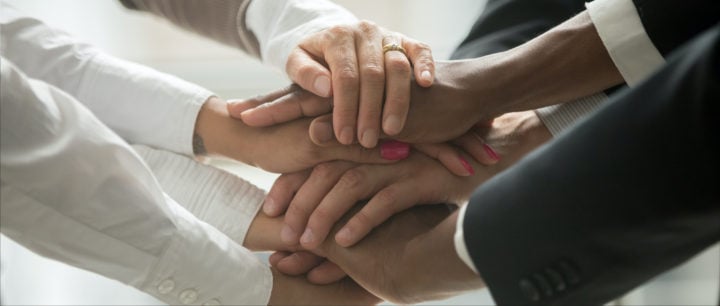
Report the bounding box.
[633,0,719,56]
[462,25,720,305]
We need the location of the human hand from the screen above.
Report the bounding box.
[228,86,500,176]
[314,204,484,304]
[239,20,435,148]
[194,96,408,173]
[236,59,510,144]
[265,111,552,249]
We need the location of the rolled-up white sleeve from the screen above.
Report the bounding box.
[586,0,665,87]
[0,58,271,305]
[0,5,211,155]
[246,0,358,71]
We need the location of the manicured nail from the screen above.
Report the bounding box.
[300,228,315,245]
[380,140,410,160]
[483,144,500,161]
[281,225,298,244]
[459,157,475,176]
[263,197,277,215]
[314,121,334,143]
[314,76,331,97]
[336,227,353,246]
[339,126,354,145]
[360,129,378,148]
[383,115,403,135]
[421,70,432,83]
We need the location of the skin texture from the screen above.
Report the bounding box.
[237,11,622,144]
[269,111,551,250]
[242,20,436,148]
[193,96,402,173]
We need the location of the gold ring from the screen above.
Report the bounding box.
[383,43,407,56]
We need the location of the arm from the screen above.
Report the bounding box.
[122,0,436,148]
[0,58,270,305]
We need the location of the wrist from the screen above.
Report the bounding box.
[194,97,256,164]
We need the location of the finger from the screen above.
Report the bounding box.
[381,34,412,136]
[403,38,435,87]
[282,162,355,245]
[265,170,311,217]
[355,21,385,149]
[269,251,292,267]
[414,143,474,176]
[300,167,387,249]
[307,260,347,285]
[319,26,360,145]
[335,183,419,247]
[327,139,410,165]
[227,85,297,118]
[240,89,333,127]
[276,251,325,275]
[452,131,500,166]
[286,47,333,97]
[309,114,336,146]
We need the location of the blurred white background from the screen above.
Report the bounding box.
[1,0,717,305]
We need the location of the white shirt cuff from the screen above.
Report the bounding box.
[454,204,479,275]
[535,92,608,136]
[586,0,665,87]
[80,53,213,156]
[246,0,358,72]
[141,194,272,305]
[133,145,266,245]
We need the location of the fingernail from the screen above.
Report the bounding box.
[263,197,277,215]
[360,129,378,148]
[300,228,314,245]
[336,227,353,245]
[483,144,500,161]
[314,76,331,97]
[421,70,432,82]
[339,126,354,145]
[314,121,334,143]
[459,156,475,176]
[383,115,403,135]
[281,225,298,244]
[380,140,410,160]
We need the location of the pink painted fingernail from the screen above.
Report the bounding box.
[483,144,500,161]
[380,140,410,160]
[314,76,331,97]
[459,157,475,176]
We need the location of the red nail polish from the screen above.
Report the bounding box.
[380,140,410,160]
[483,144,500,161]
[459,157,475,175]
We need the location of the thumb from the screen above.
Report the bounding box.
[227,85,297,119]
[286,48,333,98]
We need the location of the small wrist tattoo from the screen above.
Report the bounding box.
[193,133,207,156]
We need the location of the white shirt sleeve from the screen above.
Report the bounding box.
[245,0,358,71]
[0,57,271,305]
[454,204,479,275]
[534,92,608,136]
[0,5,212,155]
[586,0,666,87]
[132,145,266,245]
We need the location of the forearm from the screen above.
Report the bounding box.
[472,11,623,117]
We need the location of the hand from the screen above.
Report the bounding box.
[268,268,379,305]
[193,96,408,173]
[229,86,499,176]
[265,111,552,249]
[315,204,484,304]
[240,20,436,148]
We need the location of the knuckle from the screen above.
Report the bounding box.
[386,57,411,75]
[415,42,432,51]
[328,25,353,39]
[312,162,337,177]
[311,207,333,223]
[339,168,366,189]
[361,64,385,81]
[375,187,398,206]
[357,20,378,34]
[352,210,374,228]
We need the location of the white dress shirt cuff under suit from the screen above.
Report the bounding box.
[457,0,667,276]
